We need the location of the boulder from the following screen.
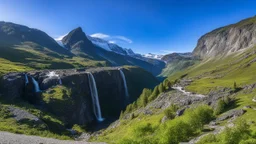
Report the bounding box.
[0,73,25,100]
[41,77,61,90]
[217,109,246,121]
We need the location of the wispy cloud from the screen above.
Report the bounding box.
[90,33,110,39]
[54,33,68,41]
[90,33,133,44]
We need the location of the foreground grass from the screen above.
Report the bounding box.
[0,101,72,140]
[92,105,214,144]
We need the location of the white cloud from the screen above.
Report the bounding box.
[90,33,133,44]
[90,33,110,39]
[113,36,133,44]
[54,33,68,41]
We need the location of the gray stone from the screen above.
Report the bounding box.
[217,109,246,121]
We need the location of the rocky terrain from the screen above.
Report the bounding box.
[193,16,256,58]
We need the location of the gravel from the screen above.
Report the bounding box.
[0,131,106,144]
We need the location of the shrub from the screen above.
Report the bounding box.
[214,99,225,115]
[186,105,214,131]
[159,121,191,144]
[240,139,256,144]
[164,104,179,119]
[218,119,251,144]
[72,124,85,134]
[164,108,176,119]
[223,96,231,106]
[197,134,217,144]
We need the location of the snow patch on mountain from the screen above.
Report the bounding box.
[143,53,163,60]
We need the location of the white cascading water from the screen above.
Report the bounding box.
[47,71,62,85]
[59,78,62,85]
[118,68,129,98]
[87,72,104,122]
[24,74,29,85]
[31,76,41,92]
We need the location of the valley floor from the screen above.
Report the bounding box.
[0,131,105,144]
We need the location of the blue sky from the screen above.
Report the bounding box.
[0,0,256,54]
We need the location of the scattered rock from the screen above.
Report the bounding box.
[217,109,246,121]
[243,105,252,109]
[161,116,168,123]
[144,109,153,115]
[176,107,187,116]
[8,106,42,123]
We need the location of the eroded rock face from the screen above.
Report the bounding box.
[193,16,256,58]
[0,67,157,126]
[0,73,25,100]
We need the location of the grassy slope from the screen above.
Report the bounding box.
[92,46,256,143]
[0,42,108,77]
[159,59,198,78]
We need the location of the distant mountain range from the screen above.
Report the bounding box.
[0,22,166,76]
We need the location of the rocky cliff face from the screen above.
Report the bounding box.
[0,67,159,126]
[193,16,256,58]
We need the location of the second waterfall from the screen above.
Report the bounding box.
[119,68,129,99]
[87,72,104,122]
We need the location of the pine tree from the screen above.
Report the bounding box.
[119,110,124,119]
[158,83,164,93]
[149,86,159,101]
[234,81,237,89]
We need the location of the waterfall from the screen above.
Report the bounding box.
[87,72,104,122]
[119,68,129,98]
[46,71,62,85]
[59,78,62,85]
[24,74,29,85]
[31,77,41,92]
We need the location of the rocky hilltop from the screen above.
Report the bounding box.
[193,16,256,58]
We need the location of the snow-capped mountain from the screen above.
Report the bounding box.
[87,36,136,56]
[143,53,163,60]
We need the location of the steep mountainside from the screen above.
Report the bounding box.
[0,21,68,55]
[193,16,256,58]
[159,52,197,77]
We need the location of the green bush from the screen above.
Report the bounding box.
[164,109,176,119]
[214,99,225,115]
[164,104,179,119]
[197,119,251,144]
[240,139,256,144]
[186,104,214,131]
[72,124,85,134]
[196,134,217,144]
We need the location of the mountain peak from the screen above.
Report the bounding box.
[62,27,89,49]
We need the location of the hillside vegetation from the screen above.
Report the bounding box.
[91,45,256,144]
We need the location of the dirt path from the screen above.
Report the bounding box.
[0,131,106,144]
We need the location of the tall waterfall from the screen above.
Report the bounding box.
[119,68,129,98]
[31,77,41,92]
[59,78,62,85]
[87,72,104,122]
[24,74,29,85]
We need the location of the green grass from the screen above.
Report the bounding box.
[0,101,72,140]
